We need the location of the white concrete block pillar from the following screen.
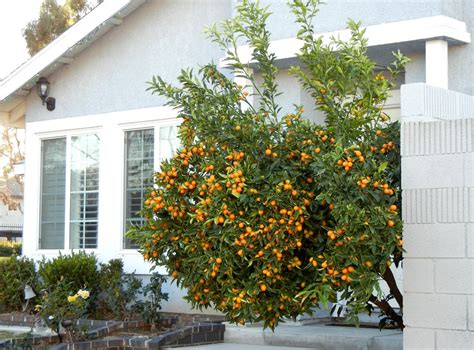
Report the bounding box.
[401,83,474,350]
[233,67,254,111]
[425,39,448,89]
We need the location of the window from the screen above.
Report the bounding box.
[124,129,154,249]
[40,138,66,249]
[123,125,180,249]
[69,134,100,249]
[39,133,100,250]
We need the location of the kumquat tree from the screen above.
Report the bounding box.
[128,0,409,330]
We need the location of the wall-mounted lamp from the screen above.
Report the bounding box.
[23,284,36,312]
[36,77,56,111]
[24,285,36,300]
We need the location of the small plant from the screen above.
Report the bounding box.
[37,251,99,313]
[0,256,37,312]
[37,279,90,342]
[96,259,143,321]
[137,273,169,331]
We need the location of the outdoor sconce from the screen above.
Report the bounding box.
[36,77,56,111]
[23,284,36,312]
[24,285,36,300]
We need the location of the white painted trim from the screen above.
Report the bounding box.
[36,129,102,251]
[0,0,146,102]
[221,15,471,67]
[118,120,180,254]
[425,39,448,89]
[234,67,254,111]
[109,17,124,26]
[64,135,72,251]
[28,105,177,133]
[23,105,178,275]
[57,57,74,65]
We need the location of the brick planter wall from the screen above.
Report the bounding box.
[0,312,36,327]
[0,314,224,350]
[49,323,225,350]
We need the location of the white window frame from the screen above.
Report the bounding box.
[23,105,179,274]
[119,119,180,252]
[38,128,102,252]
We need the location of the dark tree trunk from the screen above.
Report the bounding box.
[369,295,404,330]
[382,267,403,309]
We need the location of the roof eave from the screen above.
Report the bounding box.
[220,15,471,69]
[0,0,147,127]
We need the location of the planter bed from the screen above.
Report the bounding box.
[0,314,224,350]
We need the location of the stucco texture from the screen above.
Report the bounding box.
[26,0,231,123]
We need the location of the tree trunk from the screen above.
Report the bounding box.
[382,267,403,309]
[369,295,404,330]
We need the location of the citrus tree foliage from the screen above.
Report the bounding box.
[22,0,101,56]
[129,0,407,329]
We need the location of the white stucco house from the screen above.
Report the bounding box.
[0,0,472,348]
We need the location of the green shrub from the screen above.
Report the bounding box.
[37,251,100,304]
[137,273,169,330]
[0,256,37,312]
[38,279,90,342]
[95,259,143,321]
[93,259,123,319]
[0,241,22,256]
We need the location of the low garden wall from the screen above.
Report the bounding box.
[0,314,224,350]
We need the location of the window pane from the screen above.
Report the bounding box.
[124,129,154,249]
[159,126,180,164]
[40,138,66,249]
[70,134,100,249]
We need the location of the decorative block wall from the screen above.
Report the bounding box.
[401,83,474,349]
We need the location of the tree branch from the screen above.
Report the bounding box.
[369,295,404,330]
[383,266,403,309]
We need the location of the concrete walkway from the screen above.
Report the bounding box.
[167,322,402,350]
[164,344,310,350]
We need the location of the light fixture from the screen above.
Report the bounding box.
[22,284,36,312]
[36,77,56,111]
[24,284,36,300]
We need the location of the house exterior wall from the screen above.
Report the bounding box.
[401,83,474,349]
[235,0,474,95]
[24,0,474,122]
[24,0,231,123]
[243,0,449,39]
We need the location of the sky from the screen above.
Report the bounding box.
[0,0,66,80]
[0,1,47,168]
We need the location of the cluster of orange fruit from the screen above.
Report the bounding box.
[133,103,402,330]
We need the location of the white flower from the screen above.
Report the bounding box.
[77,289,90,300]
[48,315,54,320]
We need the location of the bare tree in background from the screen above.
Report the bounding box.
[0,127,24,212]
